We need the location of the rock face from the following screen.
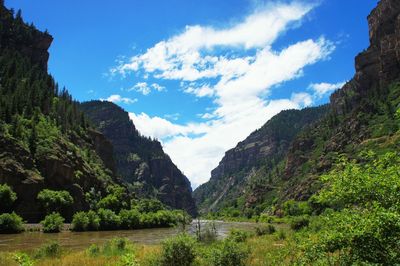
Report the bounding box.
[80,101,197,216]
[194,0,400,215]
[0,4,53,71]
[331,0,400,115]
[194,106,329,213]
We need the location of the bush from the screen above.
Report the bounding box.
[276,229,286,240]
[161,234,196,266]
[40,213,64,233]
[120,209,140,229]
[117,253,139,266]
[97,208,121,230]
[211,240,249,266]
[0,184,17,212]
[0,212,24,233]
[37,189,73,214]
[282,200,311,216]
[103,238,132,257]
[258,214,274,223]
[34,241,62,258]
[290,216,310,231]
[255,224,276,236]
[71,211,89,231]
[87,244,100,257]
[133,198,165,213]
[226,229,251,243]
[87,210,100,230]
[13,253,34,266]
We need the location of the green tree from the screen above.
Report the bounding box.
[37,189,73,215]
[0,184,17,213]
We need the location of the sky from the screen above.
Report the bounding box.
[6,0,377,189]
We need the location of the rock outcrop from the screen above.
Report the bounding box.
[80,101,197,216]
[194,0,400,215]
[194,106,328,213]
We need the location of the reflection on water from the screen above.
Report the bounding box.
[0,220,257,252]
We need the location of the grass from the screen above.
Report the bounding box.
[0,225,297,266]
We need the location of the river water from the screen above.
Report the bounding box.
[0,220,258,252]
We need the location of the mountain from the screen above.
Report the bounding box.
[193,106,329,214]
[194,0,400,217]
[80,101,197,216]
[0,2,196,221]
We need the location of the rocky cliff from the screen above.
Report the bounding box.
[194,106,329,213]
[194,0,400,216]
[80,101,197,216]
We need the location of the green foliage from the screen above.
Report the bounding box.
[37,189,73,215]
[132,198,165,213]
[97,208,121,230]
[34,241,62,259]
[102,238,132,257]
[87,244,100,257]
[289,216,310,231]
[0,184,17,212]
[303,152,400,264]
[275,229,286,240]
[211,240,249,266]
[160,234,196,266]
[13,252,34,266]
[71,211,89,231]
[97,185,128,212]
[119,209,140,229]
[116,253,139,266]
[226,229,251,243]
[0,212,24,233]
[282,200,311,216]
[255,224,276,236]
[40,212,64,233]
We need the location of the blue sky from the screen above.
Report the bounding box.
[6,0,377,188]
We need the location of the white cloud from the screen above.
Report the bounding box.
[111,1,337,188]
[129,82,165,95]
[309,81,346,98]
[101,95,137,104]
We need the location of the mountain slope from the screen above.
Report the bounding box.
[80,101,197,216]
[193,106,329,214]
[0,4,121,222]
[194,0,400,217]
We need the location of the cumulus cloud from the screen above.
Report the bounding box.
[101,94,137,104]
[309,81,346,98]
[129,82,165,95]
[110,1,336,187]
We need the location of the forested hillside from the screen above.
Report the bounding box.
[80,101,197,216]
[194,0,400,219]
[0,2,195,223]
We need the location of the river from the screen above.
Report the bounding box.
[0,220,259,252]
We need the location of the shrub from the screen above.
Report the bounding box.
[71,211,89,231]
[87,210,100,230]
[117,253,139,266]
[103,238,132,257]
[34,241,62,258]
[133,198,165,213]
[13,253,34,266]
[290,216,310,231]
[37,189,73,214]
[97,185,128,212]
[226,229,251,243]
[282,200,311,216]
[0,212,24,233]
[87,244,100,257]
[255,224,276,236]
[97,208,121,230]
[0,184,17,212]
[276,229,286,240]
[211,240,249,266]
[40,213,64,233]
[119,209,140,229]
[161,234,196,266]
[258,214,274,223]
